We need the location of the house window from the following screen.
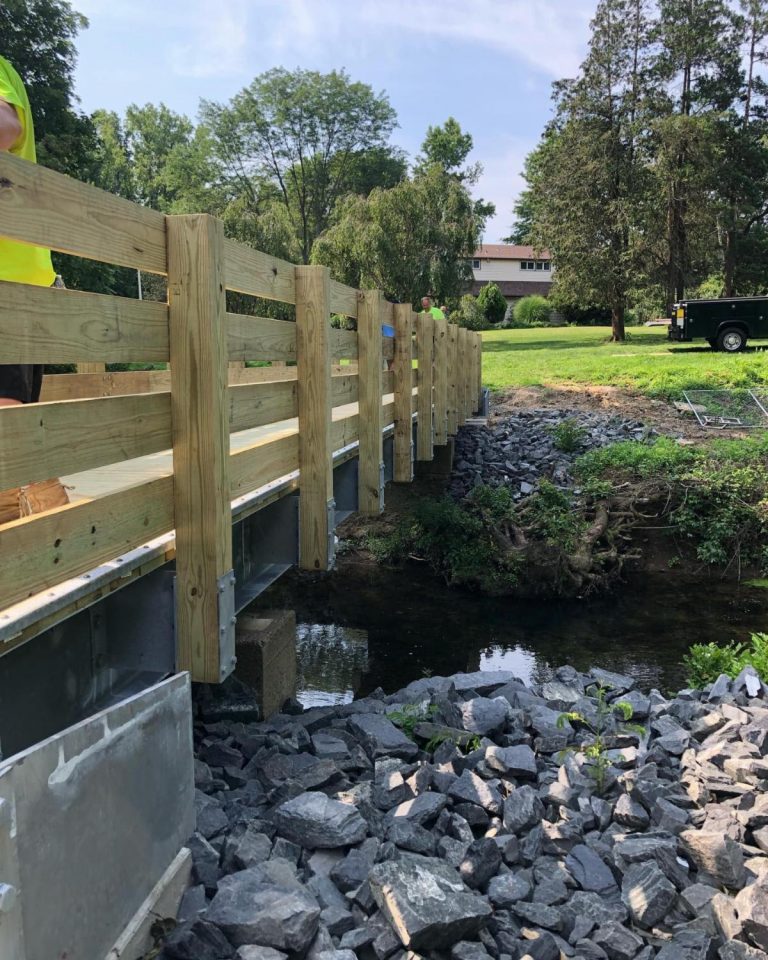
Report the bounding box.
[521,261,536,271]
[543,262,551,271]
[535,261,544,270]
[473,259,480,269]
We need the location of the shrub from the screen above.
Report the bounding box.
[550,418,586,453]
[684,633,768,688]
[477,283,507,326]
[453,294,488,330]
[513,295,552,326]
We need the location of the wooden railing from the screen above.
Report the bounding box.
[0,152,483,681]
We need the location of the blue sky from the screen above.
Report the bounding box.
[72,0,598,242]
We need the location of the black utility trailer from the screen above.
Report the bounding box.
[669,296,768,351]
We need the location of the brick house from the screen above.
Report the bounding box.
[469,244,554,308]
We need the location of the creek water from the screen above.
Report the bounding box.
[254,563,768,707]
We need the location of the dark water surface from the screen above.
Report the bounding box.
[254,564,768,706]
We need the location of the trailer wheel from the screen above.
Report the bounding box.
[717,327,747,352]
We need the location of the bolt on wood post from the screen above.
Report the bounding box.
[393,304,414,482]
[433,317,448,445]
[416,311,435,461]
[167,214,233,683]
[447,323,459,436]
[357,289,384,514]
[296,265,334,571]
[457,326,469,426]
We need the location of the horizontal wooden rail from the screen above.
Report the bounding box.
[229,380,297,433]
[330,328,359,361]
[227,312,296,363]
[0,476,174,610]
[0,152,166,272]
[0,393,171,490]
[229,429,300,498]
[331,374,359,407]
[382,336,394,361]
[0,281,169,364]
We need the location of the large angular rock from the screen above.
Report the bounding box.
[503,785,545,834]
[386,791,447,827]
[368,854,492,950]
[235,948,288,960]
[485,744,538,778]
[735,880,768,951]
[564,892,629,926]
[274,793,368,849]
[448,770,503,815]
[487,871,532,907]
[348,714,419,760]
[163,919,235,959]
[206,876,320,950]
[565,844,618,896]
[460,697,509,736]
[680,830,745,889]
[621,861,677,929]
[614,793,650,830]
[591,921,644,960]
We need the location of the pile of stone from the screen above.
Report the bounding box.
[450,411,655,501]
[162,664,768,960]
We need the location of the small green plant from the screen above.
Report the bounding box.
[550,418,586,453]
[424,730,482,754]
[513,295,552,326]
[387,703,439,740]
[667,555,681,568]
[684,632,768,687]
[558,683,643,795]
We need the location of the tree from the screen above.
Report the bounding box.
[418,117,477,181]
[201,68,398,262]
[477,283,508,325]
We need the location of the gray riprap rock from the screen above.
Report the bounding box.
[564,891,629,926]
[707,674,732,701]
[732,666,762,699]
[235,949,288,960]
[542,680,583,707]
[451,940,493,960]
[386,819,437,855]
[621,861,677,929]
[485,744,538,778]
[386,791,448,826]
[460,697,509,736]
[621,690,651,719]
[452,670,518,693]
[458,838,502,890]
[348,714,419,760]
[589,668,635,695]
[448,770,503,814]
[177,884,207,923]
[679,883,718,916]
[614,793,650,830]
[613,833,678,865]
[710,892,742,942]
[206,877,320,950]
[510,901,564,931]
[274,792,368,849]
[163,919,235,960]
[368,854,492,950]
[565,844,618,896]
[734,880,768,951]
[680,830,746,889]
[652,798,689,835]
[719,942,768,960]
[221,824,272,873]
[503,785,545,834]
[487,871,532,907]
[330,839,379,893]
[591,921,644,960]
[195,793,229,840]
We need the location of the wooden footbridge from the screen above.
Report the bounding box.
[0,152,483,739]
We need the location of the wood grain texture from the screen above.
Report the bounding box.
[331,374,359,407]
[330,280,358,318]
[331,413,360,451]
[330,328,359,361]
[167,214,233,682]
[0,280,169,364]
[393,304,414,482]
[0,392,171,490]
[416,313,434,461]
[227,313,297,362]
[458,327,469,425]
[0,476,174,610]
[224,238,296,303]
[474,333,483,414]
[447,323,459,436]
[228,379,297,433]
[296,265,334,571]
[229,429,299,497]
[357,289,384,515]
[0,152,166,272]
[433,316,448,446]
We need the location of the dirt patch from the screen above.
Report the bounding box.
[492,384,755,441]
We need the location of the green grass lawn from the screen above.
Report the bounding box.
[481,325,768,399]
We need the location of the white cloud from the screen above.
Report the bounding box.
[169,0,251,78]
[474,136,539,243]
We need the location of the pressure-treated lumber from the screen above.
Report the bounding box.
[0,392,171,490]
[330,280,358,319]
[474,332,483,413]
[357,290,384,515]
[393,304,414,482]
[228,379,297,434]
[416,312,435,461]
[295,265,334,571]
[227,313,297,363]
[224,239,296,303]
[0,152,166,272]
[457,327,469,426]
[229,429,299,498]
[331,374,359,407]
[447,323,459,435]
[0,281,170,364]
[433,316,448,445]
[330,328,359,361]
[0,476,174,610]
[167,214,233,683]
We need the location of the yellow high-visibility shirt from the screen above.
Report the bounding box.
[0,56,55,287]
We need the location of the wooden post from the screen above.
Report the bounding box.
[475,332,483,414]
[167,214,233,683]
[296,265,334,571]
[416,312,434,461]
[358,289,383,514]
[457,327,468,426]
[447,323,459,436]
[433,316,448,446]
[393,304,414,482]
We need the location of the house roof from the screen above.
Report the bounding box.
[473,244,551,260]
[471,280,553,299]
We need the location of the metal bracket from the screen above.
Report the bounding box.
[327,498,337,569]
[217,569,237,681]
[378,461,386,512]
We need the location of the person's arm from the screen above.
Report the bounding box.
[0,98,22,151]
